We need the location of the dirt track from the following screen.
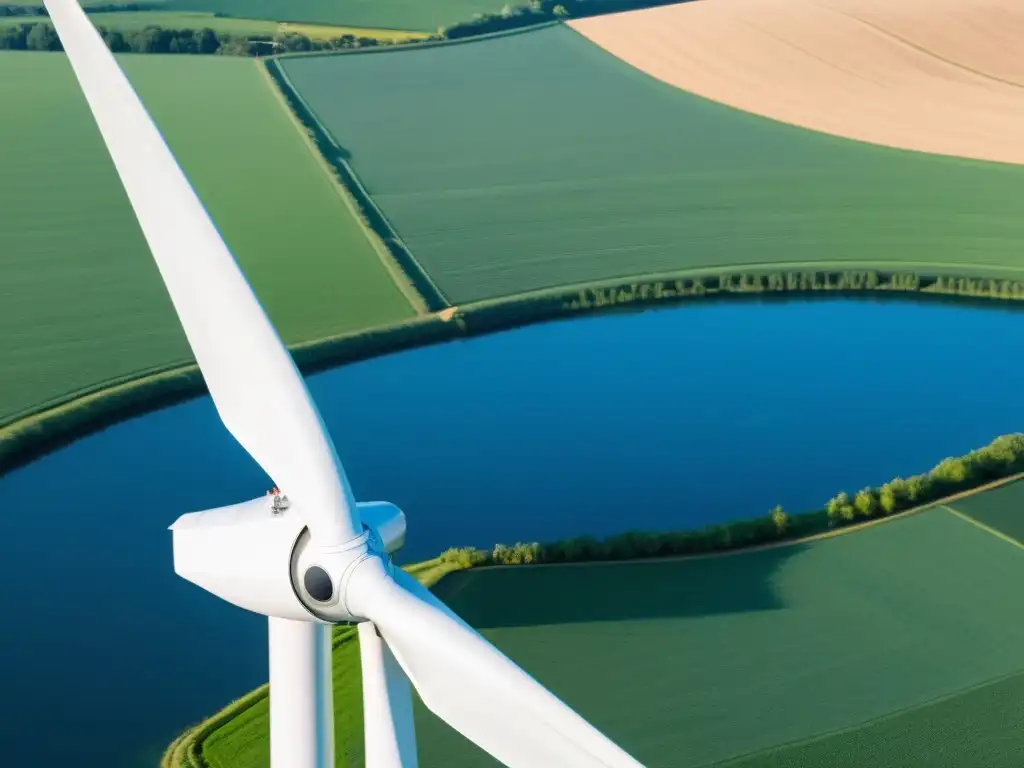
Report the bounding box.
[570,0,1024,165]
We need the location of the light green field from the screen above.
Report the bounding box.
[0,10,429,40]
[281,24,1024,305]
[0,0,507,31]
[198,505,1024,767]
[0,52,414,427]
[0,0,511,31]
[159,0,503,32]
[0,0,155,5]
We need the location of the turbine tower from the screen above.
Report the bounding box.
[43,2,648,766]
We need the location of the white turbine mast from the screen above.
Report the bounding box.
[43,2,647,766]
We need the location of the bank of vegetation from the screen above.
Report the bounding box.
[0,0,701,53]
[163,433,1024,766]
[0,15,424,53]
[437,433,1024,567]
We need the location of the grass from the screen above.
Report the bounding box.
[718,668,1024,768]
[943,479,1024,546]
[0,10,430,41]
[0,0,158,5]
[193,502,1024,767]
[0,52,414,429]
[157,0,506,32]
[280,24,1024,305]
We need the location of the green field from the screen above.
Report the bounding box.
[0,52,413,427]
[198,503,1024,767]
[0,10,429,40]
[943,478,1024,546]
[161,0,498,32]
[0,0,510,31]
[281,25,1024,305]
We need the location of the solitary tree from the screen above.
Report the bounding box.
[770,505,790,535]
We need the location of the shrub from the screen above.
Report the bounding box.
[853,488,877,519]
[769,505,789,534]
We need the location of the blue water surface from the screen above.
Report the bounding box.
[0,298,1020,767]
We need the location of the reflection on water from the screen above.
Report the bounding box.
[0,298,1020,766]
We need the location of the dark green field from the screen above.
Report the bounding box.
[720,669,1024,768]
[0,0,515,30]
[0,52,413,427]
[160,0,497,31]
[944,477,1024,546]
[282,25,1024,305]
[200,505,1024,767]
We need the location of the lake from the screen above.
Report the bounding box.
[1,297,1021,767]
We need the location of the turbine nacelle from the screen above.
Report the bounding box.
[169,497,407,623]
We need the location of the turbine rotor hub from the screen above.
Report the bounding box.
[290,502,405,624]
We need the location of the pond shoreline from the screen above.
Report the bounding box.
[4,279,1024,478]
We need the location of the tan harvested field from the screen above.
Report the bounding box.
[571,0,1024,165]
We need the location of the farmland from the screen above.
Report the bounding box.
[0,52,414,430]
[159,0,501,31]
[572,0,1024,166]
[0,10,430,41]
[281,23,1024,305]
[189,495,1024,767]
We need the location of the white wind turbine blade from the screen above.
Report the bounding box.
[358,621,419,767]
[347,560,647,768]
[44,0,360,547]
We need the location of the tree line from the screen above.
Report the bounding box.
[0,20,406,54]
[440,0,690,39]
[0,2,157,15]
[567,270,1024,314]
[2,0,695,53]
[436,433,1024,568]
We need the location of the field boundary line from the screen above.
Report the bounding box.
[707,664,1024,767]
[264,57,450,311]
[253,59,428,315]
[940,504,1024,551]
[477,473,1024,572]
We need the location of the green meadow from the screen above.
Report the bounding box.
[160,0,498,31]
[196,503,1024,767]
[0,10,427,40]
[282,24,1024,305]
[942,475,1024,546]
[0,52,413,429]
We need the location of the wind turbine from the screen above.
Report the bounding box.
[43,2,648,766]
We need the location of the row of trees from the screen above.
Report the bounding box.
[439,0,687,39]
[0,21,402,54]
[0,2,156,15]
[437,433,1024,570]
[824,433,1024,525]
[4,0,693,53]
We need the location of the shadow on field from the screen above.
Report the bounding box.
[432,543,809,628]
